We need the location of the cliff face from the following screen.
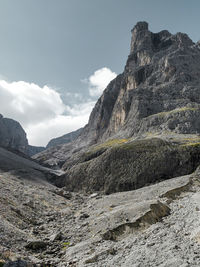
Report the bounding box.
[79,21,200,145]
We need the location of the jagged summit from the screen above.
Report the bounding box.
[131,21,149,32]
[130,21,151,53]
[130,21,194,55]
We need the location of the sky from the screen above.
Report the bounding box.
[0,0,200,146]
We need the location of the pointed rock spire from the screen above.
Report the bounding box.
[131,21,149,33]
[130,21,152,54]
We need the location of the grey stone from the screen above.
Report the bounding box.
[49,232,63,242]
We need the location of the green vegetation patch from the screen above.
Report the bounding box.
[150,106,198,118]
[94,138,129,149]
[82,138,131,163]
[86,138,129,154]
[119,137,166,151]
[62,242,70,250]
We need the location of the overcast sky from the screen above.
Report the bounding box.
[0,0,200,146]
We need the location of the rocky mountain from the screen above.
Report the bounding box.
[79,21,200,145]
[46,128,83,148]
[0,114,45,156]
[34,21,200,194]
[2,21,200,266]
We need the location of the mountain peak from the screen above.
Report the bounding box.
[131,21,149,33]
[130,21,151,54]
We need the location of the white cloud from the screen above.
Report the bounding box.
[26,102,95,146]
[0,80,65,126]
[0,67,117,147]
[84,67,117,97]
[0,80,95,146]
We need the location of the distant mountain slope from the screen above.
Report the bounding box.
[46,128,83,148]
[28,145,45,157]
[0,145,62,179]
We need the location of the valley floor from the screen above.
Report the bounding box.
[0,169,200,266]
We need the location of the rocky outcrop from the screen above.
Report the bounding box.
[0,114,45,156]
[46,128,83,148]
[0,114,28,154]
